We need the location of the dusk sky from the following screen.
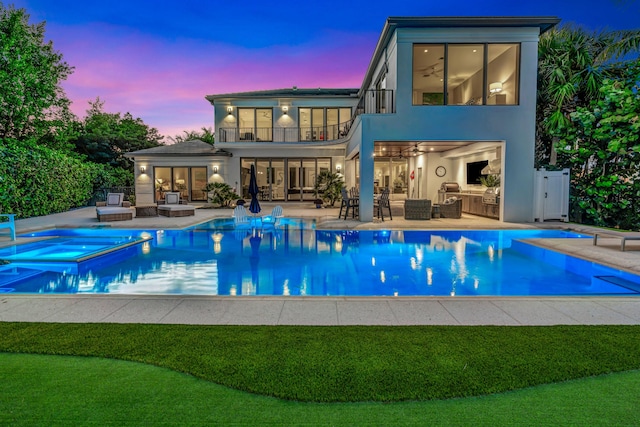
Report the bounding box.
[10,0,640,140]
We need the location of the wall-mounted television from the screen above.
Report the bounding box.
[466,160,488,185]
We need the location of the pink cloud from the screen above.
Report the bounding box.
[50,22,375,140]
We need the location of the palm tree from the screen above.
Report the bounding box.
[169,127,215,145]
[536,25,640,166]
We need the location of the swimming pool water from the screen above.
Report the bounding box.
[0,236,149,262]
[1,228,639,296]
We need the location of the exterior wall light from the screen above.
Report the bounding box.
[213,166,218,174]
[227,106,233,115]
[336,165,341,173]
[140,166,146,174]
[282,106,289,115]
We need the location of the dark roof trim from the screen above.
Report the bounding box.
[206,87,359,103]
[360,16,561,93]
[125,140,233,157]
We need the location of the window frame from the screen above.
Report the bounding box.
[237,107,273,141]
[298,107,353,141]
[412,42,521,106]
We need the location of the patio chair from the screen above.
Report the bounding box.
[158,192,195,217]
[339,188,359,219]
[263,205,283,227]
[0,214,16,241]
[375,188,392,221]
[96,192,133,222]
[440,197,462,219]
[233,205,250,227]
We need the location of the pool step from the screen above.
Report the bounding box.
[0,264,45,290]
[593,276,640,293]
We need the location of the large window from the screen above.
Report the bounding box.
[299,107,352,141]
[238,108,272,141]
[413,43,520,106]
[154,167,208,202]
[241,158,332,202]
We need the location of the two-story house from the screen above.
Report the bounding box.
[127,16,559,222]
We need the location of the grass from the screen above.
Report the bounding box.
[2,352,640,426]
[1,323,640,403]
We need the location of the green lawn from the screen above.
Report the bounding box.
[1,353,639,426]
[1,322,639,424]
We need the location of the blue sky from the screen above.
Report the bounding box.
[10,0,640,139]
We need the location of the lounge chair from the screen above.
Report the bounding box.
[593,230,640,251]
[263,205,283,227]
[0,214,16,241]
[233,205,250,227]
[158,192,195,217]
[96,193,133,222]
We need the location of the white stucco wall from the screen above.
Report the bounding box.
[133,156,232,205]
[355,26,541,222]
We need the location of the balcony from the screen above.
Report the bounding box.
[218,123,352,143]
[355,89,395,116]
[218,89,394,143]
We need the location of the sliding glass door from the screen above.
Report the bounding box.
[287,159,316,201]
[153,166,207,202]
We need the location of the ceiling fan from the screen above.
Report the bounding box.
[419,59,444,78]
[408,144,429,156]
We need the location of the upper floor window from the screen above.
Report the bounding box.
[299,107,351,141]
[238,108,272,141]
[412,43,520,106]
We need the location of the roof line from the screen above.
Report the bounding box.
[359,16,561,94]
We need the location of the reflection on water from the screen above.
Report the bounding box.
[0,228,636,296]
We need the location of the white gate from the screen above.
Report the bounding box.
[533,168,570,222]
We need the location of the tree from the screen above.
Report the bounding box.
[0,4,74,142]
[169,127,215,145]
[71,98,163,169]
[554,60,640,229]
[536,25,640,166]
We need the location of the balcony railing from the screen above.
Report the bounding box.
[218,89,394,143]
[218,122,352,143]
[355,89,395,116]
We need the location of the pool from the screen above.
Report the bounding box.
[2,226,639,296]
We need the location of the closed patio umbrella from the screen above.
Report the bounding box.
[248,164,261,216]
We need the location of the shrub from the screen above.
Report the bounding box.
[0,140,102,218]
[313,170,344,207]
[205,182,240,207]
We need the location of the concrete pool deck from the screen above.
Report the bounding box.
[1,203,639,326]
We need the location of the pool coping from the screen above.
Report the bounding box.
[1,294,639,325]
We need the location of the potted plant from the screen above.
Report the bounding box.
[479,174,500,193]
[313,170,344,207]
